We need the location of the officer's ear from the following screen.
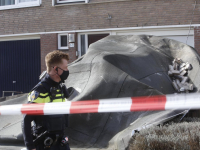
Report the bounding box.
[53,66,58,72]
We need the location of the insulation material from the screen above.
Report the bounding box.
[168,58,194,93]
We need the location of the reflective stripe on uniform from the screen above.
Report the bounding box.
[52,99,64,102]
[56,94,62,97]
[39,93,49,98]
[28,94,64,103]
[40,93,49,96]
[28,89,65,103]
[28,93,51,103]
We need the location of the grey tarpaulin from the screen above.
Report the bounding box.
[0,35,200,150]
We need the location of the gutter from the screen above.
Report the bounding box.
[0,24,199,38]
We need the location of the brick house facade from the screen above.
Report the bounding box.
[1,0,200,64]
[0,0,199,34]
[1,0,200,96]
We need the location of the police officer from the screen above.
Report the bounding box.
[22,50,71,150]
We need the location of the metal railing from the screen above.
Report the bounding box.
[2,91,23,97]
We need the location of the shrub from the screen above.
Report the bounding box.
[127,118,200,150]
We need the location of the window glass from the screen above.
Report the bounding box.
[0,0,40,10]
[61,35,68,47]
[0,0,15,6]
[57,0,85,3]
[81,35,86,56]
[19,0,37,2]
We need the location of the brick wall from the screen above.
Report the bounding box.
[0,0,199,35]
[40,33,77,72]
[194,27,200,54]
[40,34,58,72]
[1,0,200,72]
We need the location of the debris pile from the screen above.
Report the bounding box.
[168,58,194,93]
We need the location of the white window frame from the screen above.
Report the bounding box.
[78,32,110,57]
[58,33,69,50]
[0,0,41,10]
[57,0,88,4]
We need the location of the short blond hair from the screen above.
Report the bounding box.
[45,50,69,72]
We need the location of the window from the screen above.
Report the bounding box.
[0,0,15,6]
[57,0,88,4]
[0,0,41,10]
[58,34,69,50]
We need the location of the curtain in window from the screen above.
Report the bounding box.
[0,0,15,6]
[19,0,37,2]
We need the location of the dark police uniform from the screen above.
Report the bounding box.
[22,74,70,150]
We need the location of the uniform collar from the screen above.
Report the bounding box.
[43,73,61,87]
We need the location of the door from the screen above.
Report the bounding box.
[0,39,41,97]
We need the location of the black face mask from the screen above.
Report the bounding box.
[56,67,69,81]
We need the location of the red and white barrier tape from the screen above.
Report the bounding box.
[0,93,200,115]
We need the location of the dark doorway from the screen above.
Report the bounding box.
[0,39,41,97]
[80,33,109,56]
[88,34,109,47]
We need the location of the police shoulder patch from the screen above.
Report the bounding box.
[30,91,40,101]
